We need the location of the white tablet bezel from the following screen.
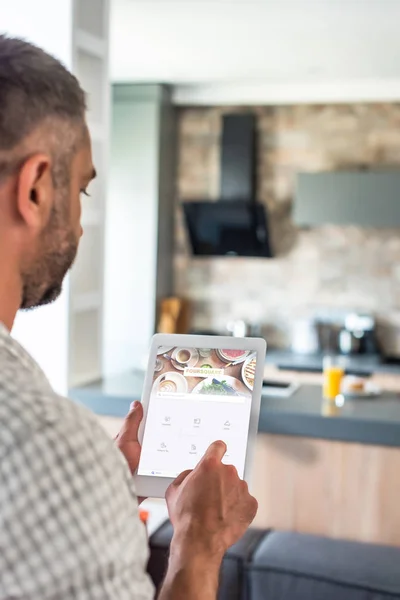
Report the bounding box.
[134,333,267,498]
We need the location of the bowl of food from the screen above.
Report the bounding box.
[217,349,250,364]
[242,355,257,391]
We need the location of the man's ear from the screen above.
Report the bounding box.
[16,154,54,230]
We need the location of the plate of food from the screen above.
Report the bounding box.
[156,346,174,356]
[152,372,188,394]
[242,354,257,391]
[341,376,381,398]
[192,375,250,397]
[217,348,250,364]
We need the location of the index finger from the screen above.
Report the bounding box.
[202,440,227,463]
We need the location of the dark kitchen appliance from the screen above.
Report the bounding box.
[338,329,361,355]
[183,201,271,257]
[338,313,380,356]
[182,114,273,258]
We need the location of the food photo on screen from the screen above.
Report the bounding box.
[151,346,257,398]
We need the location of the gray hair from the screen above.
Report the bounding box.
[0,35,86,182]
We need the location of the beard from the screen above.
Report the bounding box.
[20,206,79,310]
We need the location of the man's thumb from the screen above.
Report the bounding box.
[119,401,143,440]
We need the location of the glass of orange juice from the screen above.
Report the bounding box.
[323,355,345,400]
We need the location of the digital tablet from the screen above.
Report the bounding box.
[135,334,266,498]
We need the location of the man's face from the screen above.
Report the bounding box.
[21,131,95,309]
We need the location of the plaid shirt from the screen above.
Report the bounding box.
[0,323,154,599]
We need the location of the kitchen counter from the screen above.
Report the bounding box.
[70,370,400,449]
[265,349,400,376]
[258,384,400,447]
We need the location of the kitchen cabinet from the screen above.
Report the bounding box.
[252,433,400,546]
[295,171,400,227]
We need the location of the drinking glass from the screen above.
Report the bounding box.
[323,355,345,400]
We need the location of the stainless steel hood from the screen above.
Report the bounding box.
[294,171,400,227]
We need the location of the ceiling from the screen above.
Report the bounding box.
[110,0,400,104]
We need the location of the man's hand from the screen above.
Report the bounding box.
[115,401,143,475]
[166,440,258,557]
[159,441,258,599]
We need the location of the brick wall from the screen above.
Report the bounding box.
[175,104,400,352]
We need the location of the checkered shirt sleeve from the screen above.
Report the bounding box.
[0,325,154,599]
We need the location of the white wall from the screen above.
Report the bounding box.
[104,87,160,376]
[173,80,400,106]
[1,1,73,68]
[1,0,73,394]
[111,0,400,108]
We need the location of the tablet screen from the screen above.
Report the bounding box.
[137,346,258,479]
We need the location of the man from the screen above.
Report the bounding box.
[0,35,258,599]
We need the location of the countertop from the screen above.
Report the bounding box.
[265,350,400,376]
[258,385,400,447]
[70,370,400,449]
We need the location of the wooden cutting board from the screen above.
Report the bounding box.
[157,297,190,334]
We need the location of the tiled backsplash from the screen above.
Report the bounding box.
[174,104,400,352]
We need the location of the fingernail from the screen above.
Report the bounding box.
[130,401,140,411]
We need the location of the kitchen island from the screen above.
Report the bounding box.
[70,370,400,448]
[70,368,400,546]
[265,349,400,376]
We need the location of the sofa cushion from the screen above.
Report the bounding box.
[248,531,400,600]
[148,520,266,599]
[147,520,173,591]
[218,527,266,600]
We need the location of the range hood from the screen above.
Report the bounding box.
[182,114,273,257]
[295,171,400,227]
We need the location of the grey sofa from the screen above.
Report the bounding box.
[148,521,400,599]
